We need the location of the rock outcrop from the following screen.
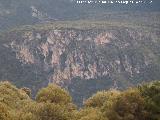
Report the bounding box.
[0,25,160,105]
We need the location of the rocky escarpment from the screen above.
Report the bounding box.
[0,25,160,105]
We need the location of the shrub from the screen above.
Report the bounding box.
[36,84,72,105]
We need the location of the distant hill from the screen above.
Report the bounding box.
[0,20,160,105]
[0,0,160,30]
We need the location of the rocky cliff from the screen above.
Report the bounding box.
[0,22,160,105]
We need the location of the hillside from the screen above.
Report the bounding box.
[0,20,160,105]
[0,0,160,30]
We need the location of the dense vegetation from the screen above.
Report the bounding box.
[0,81,159,120]
[0,0,160,31]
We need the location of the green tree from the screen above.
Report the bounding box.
[84,90,120,108]
[139,81,160,120]
[16,101,38,120]
[0,81,32,120]
[0,102,12,120]
[36,84,72,105]
[1,80,159,120]
[76,108,107,120]
[0,81,30,109]
[36,102,73,120]
[103,89,149,120]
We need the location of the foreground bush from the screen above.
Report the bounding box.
[0,103,12,120]
[36,84,72,105]
[84,90,120,108]
[0,80,159,120]
[139,81,160,120]
[103,89,149,120]
[75,108,107,120]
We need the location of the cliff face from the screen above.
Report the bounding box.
[1,26,160,105]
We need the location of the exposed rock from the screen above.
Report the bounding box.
[0,27,160,105]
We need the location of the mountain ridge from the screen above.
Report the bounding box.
[0,21,160,105]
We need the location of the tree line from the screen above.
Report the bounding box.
[0,80,159,120]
